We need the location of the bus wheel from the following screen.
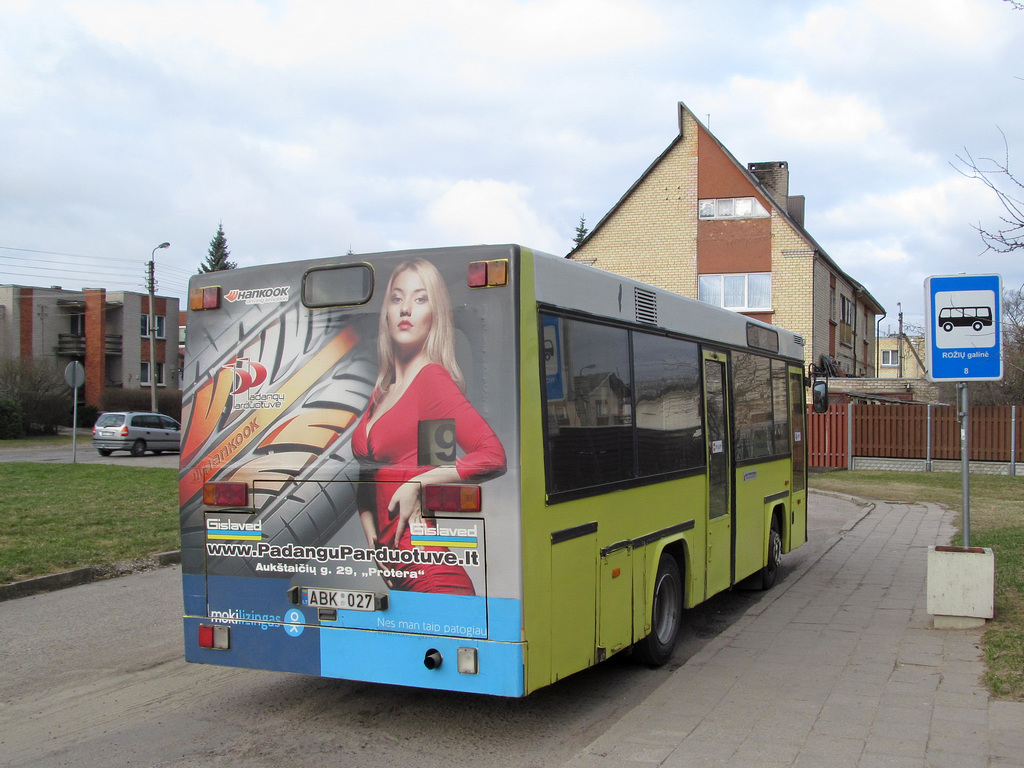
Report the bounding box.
[634,553,682,667]
[759,517,782,590]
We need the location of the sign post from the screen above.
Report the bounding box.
[924,274,1002,547]
[64,361,86,464]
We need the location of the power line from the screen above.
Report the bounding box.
[0,245,194,296]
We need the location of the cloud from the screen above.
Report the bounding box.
[788,0,1009,69]
[407,179,563,253]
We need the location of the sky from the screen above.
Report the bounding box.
[2,0,1023,332]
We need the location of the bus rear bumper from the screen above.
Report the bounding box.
[183,616,527,697]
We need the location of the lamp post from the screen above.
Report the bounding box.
[149,242,170,412]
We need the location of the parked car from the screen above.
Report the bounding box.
[92,412,181,457]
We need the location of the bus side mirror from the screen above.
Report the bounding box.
[812,379,829,414]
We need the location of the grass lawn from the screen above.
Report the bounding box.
[810,470,1024,702]
[0,463,179,584]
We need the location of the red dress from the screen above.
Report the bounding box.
[351,364,506,594]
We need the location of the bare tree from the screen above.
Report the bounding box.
[953,129,1024,254]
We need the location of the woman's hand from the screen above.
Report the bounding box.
[359,509,393,588]
[389,481,425,546]
[359,509,379,549]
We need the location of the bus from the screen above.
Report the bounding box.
[180,244,809,697]
[938,305,993,333]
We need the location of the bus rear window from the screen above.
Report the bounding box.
[302,264,374,308]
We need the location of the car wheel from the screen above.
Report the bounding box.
[633,552,683,667]
[130,440,146,457]
[98,449,112,457]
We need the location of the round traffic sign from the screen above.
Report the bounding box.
[64,361,86,389]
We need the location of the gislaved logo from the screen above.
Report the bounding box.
[224,286,289,305]
[206,515,263,541]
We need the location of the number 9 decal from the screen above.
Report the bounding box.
[418,419,457,465]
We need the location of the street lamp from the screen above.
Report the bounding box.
[149,242,170,412]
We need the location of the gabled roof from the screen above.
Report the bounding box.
[573,101,884,316]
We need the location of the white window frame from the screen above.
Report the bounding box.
[881,349,900,367]
[698,273,772,312]
[140,361,165,387]
[697,197,770,220]
[141,314,166,340]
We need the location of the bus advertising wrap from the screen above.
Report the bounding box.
[180,249,522,690]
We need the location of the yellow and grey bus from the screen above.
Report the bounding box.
[180,244,808,696]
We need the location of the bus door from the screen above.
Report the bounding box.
[702,350,733,598]
[788,368,808,547]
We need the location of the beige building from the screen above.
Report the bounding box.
[0,284,180,410]
[876,335,927,380]
[570,102,884,378]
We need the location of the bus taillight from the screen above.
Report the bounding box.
[203,481,249,507]
[189,285,221,311]
[467,259,508,288]
[198,624,230,650]
[424,484,482,513]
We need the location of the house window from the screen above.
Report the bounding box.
[840,296,854,346]
[881,349,899,367]
[69,312,85,336]
[141,314,166,339]
[141,362,165,386]
[698,273,771,311]
[698,197,769,220]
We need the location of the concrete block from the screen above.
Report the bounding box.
[927,546,994,629]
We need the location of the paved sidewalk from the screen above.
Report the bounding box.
[563,493,1024,768]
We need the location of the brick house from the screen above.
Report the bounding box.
[0,284,181,410]
[570,102,884,378]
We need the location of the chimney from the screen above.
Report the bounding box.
[747,161,790,206]
[786,195,806,228]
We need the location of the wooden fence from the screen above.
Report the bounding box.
[806,403,1023,469]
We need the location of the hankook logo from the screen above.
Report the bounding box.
[224,286,290,305]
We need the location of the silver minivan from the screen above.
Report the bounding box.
[92,412,181,457]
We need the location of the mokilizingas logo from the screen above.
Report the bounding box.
[224,286,290,305]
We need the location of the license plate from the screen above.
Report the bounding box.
[300,587,377,612]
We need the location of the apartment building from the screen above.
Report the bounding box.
[570,102,884,377]
[0,284,181,409]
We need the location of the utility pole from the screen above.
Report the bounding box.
[148,242,170,412]
[897,303,904,379]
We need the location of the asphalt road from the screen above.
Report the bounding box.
[0,434,180,468]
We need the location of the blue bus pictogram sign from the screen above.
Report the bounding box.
[924,274,1003,382]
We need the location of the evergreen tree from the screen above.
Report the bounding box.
[198,223,237,273]
[572,215,589,249]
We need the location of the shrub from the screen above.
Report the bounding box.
[101,388,182,422]
[0,398,23,439]
[76,404,99,429]
[0,359,70,435]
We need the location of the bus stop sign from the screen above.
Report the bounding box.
[924,274,1002,382]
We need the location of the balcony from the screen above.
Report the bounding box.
[56,334,123,356]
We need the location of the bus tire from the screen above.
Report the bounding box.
[634,552,683,667]
[759,517,782,590]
